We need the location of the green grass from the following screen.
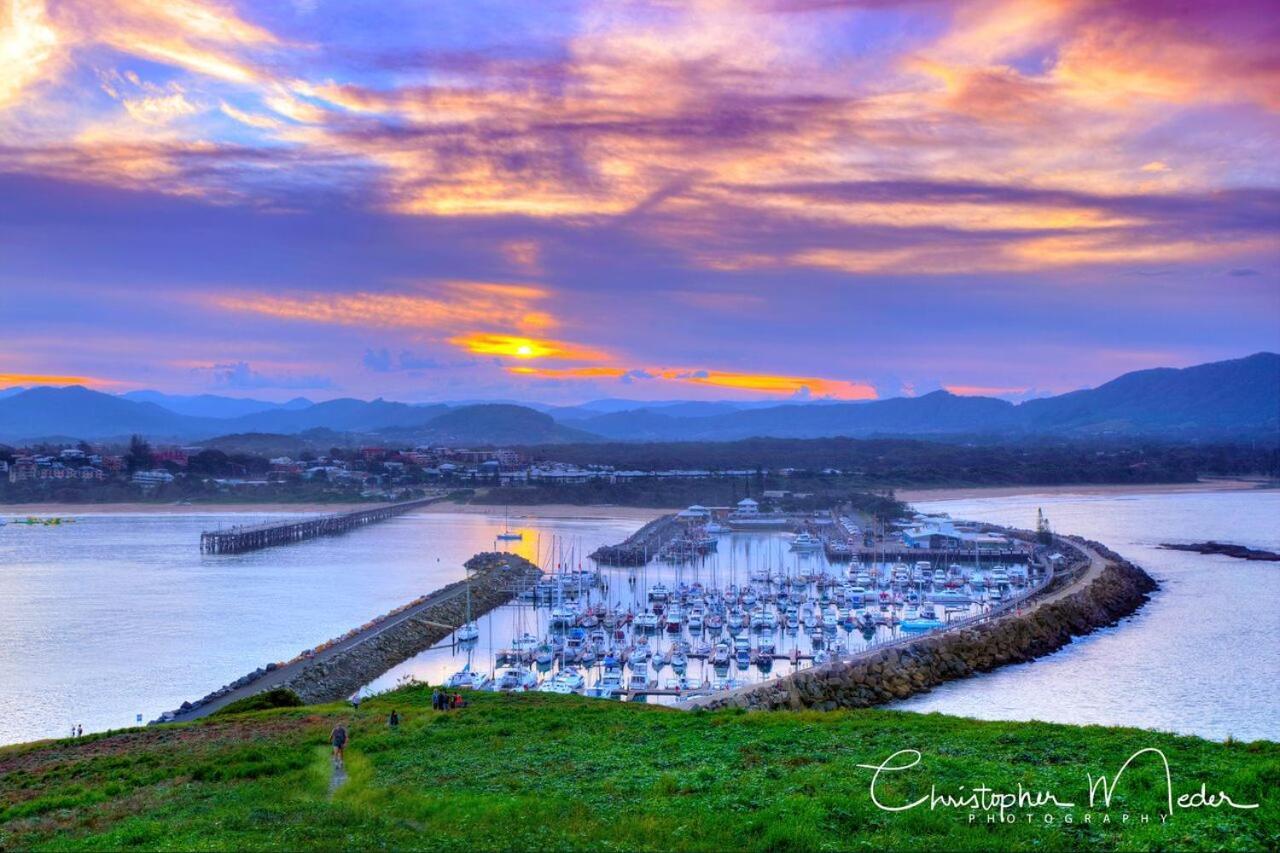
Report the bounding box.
[1,688,1276,851]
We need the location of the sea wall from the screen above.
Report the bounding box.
[162,553,541,719]
[687,537,1157,712]
[280,553,540,703]
[590,514,679,566]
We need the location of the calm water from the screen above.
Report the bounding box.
[363,532,1001,701]
[891,490,1280,742]
[3,490,1275,746]
[0,510,638,746]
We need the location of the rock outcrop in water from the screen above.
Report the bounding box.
[1159,541,1280,562]
[686,537,1157,712]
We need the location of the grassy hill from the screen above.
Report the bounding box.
[1,688,1275,851]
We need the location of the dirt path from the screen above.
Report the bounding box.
[328,760,347,798]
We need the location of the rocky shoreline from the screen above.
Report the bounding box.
[1159,541,1280,561]
[686,536,1157,712]
[159,552,542,721]
[590,513,679,566]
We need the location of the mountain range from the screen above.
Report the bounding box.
[0,353,1275,446]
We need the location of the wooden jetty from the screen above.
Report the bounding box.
[852,546,1031,564]
[199,497,440,554]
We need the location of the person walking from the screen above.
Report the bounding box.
[431,688,440,710]
[77,724,83,738]
[330,723,348,768]
[388,709,400,728]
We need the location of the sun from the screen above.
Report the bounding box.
[515,344,534,357]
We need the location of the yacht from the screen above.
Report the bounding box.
[445,665,492,690]
[455,622,480,643]
[492,666,538,692]
[790,532,823,552]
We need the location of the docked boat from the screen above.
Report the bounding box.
[455,622,480,643]
[790,532,823,552]
[492,666,538,692]
[445,664,493,690]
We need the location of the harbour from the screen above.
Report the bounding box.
[2,489,1277,746]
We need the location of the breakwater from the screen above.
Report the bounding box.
[683,536,1157,711]
[161,552,542,721]
[590,513,679,566]
[199,497,440,554]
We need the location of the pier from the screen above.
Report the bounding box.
[590,513,680,566]
[163,551,543,721]
[851,546,1031,564]
[199,497,441,554]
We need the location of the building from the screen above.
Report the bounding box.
[132,469,175,486]
[153,447,189,467]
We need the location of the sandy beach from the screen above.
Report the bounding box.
[895,478,1272,502]
[3,480,1270,517]
[0,501,671,521]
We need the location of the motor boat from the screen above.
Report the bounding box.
[492,666,538,692]
[445,664,492,690]
[790,532,823,552]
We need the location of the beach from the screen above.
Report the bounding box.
[0,501,671,521]
[5,480,1269,517]
[894,477,1270,502]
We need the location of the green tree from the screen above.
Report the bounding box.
[126,435,153,473]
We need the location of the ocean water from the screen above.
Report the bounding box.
[890,490,1280,742]
[0,510,639,746]
[2,490,1275,747]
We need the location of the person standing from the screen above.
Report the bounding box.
[330,723,348,768]
[388,709,400,728]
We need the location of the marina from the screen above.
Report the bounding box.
[370,510,1046,704]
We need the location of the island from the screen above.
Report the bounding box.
[1159,541,1280,561]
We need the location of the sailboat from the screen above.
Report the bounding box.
[455,570,480,643]
[496,507,522,541]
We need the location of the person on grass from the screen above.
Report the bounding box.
[330,723,348,768]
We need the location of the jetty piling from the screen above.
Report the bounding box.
[199,497,440,554]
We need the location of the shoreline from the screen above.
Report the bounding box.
[895,477,1270,502]
[2,478,1270,517]
[0,501,672,521]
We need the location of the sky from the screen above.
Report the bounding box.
[1,0,1277,404]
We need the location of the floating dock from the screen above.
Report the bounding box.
[199,497,440,554]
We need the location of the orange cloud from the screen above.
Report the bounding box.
[211,282,554,334]
[0,0,59,109]
[0,372,105,387]
[505,363,878,400]
[453,334,611,362]
[507,366,628,379]
[660,370,876,399]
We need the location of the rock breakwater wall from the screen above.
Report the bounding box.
[163,552,541,720]
[687,537,1157,712]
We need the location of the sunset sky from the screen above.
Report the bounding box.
[1,0,1277,403]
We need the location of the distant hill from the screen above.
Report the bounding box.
[0,386,212,442]
[223,399,449,434]
[552,353,1279,442]
[0,353,1274,444]
[1014,352,1280,437]
[379,404,597,446]
[122,391,313,419]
